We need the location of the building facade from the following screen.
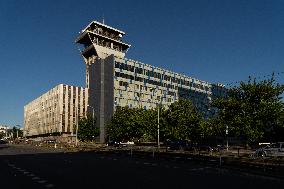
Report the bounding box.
[76,21,225,143]
[0,125,9,134]
[24,84,88,140]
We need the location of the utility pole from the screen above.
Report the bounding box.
[92,108,94,126]
[75,107,79,146]
[5,126,8,138]
[157,104,160,150]
[226,125,229,151]
[87,105,95,126]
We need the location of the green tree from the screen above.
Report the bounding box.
[12,126,23,138]
[107,107,145,142]
[140,107,167,142]
[164,99,202,142]
[213,75,284,143]
[77,116,99,142]
[0,132,4,139]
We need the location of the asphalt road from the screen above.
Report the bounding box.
[0,144,283,189]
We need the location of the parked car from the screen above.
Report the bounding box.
[255,142,284,157]
[197,145,213,152]
[0,139,8,148]
[107,141,120,147]
[165,140,194,151]
[107,141,134,147]
[213,145,227,152]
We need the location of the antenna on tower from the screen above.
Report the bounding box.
[102,14,105,24]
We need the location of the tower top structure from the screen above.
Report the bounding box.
[75,20,131,60]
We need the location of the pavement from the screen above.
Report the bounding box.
[1,144,284,189]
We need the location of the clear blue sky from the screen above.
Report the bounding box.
[0,0,283,127]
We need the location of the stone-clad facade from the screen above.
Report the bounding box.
[24,84,88,140]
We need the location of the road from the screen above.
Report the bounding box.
[0,144,283,189]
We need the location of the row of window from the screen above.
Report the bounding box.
[115,71,209,92]
[115,62,209,91]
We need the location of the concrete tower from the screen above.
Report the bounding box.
[75,21,131,143]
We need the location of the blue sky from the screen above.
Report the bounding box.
[0,0,283,127]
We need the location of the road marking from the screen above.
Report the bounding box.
[188,166,211,171]
[112,158,117,160]
[6,162,55,188]
[45,184,54,188]
[173,166,180,169]
[151,163,158,166]
[143,162,151,165]
[135,161,140,164]
[32,176,40,180]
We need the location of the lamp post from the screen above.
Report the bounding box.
[157,96,163,151]
[157,104,160,150]
[87,105,95,126]
[75,107,79,146]
[225,125,228,151]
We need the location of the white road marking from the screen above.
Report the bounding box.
[32,177,40,180]
[45,184,54,188]
[6,162,55,188]
[188,166,211,171]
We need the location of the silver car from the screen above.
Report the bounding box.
[256,142,284,157]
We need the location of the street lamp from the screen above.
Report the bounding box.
[157,104,160,150]
[157,96,163,151]
[87,105,95,126]
[225,124,229,151]
[75,107,79,146]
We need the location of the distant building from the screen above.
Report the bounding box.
[75,21,225,143]
[23,84,88,141]
[0,125,9,134]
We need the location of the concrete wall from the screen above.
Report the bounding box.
[24,84,88,138]
[88,55,114,143]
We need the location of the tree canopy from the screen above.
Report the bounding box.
[106,75,283,145]
[213,75,284,143]
[77,115,99,142]
[107,99,202,143]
